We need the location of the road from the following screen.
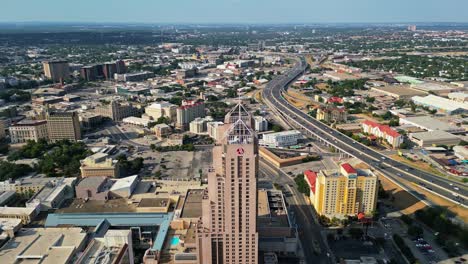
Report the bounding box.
[259,158,334,264]
[262,56,467,207]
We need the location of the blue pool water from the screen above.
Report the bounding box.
[171,236,180,246]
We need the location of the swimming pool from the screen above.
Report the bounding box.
[171,236,180,246]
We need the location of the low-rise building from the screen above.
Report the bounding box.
[25,177,76,211]
[0,191,16,206]
[9,119,48,143]
[261,130,302,148]
[305,163,378,218]
[362,120,403,148]
[114,71,154,82]
[152,123,172,139]
[257,189,298,255]
[448,92,468,103]
[122,116,154,127]
[0,206,38,224]
[0,227,87,263]
[75,176,112,201]
[453,145,468,160]
[409,130,461,147]
[399,116,465,134]
[0,176,57,194]
[80,153,120,178]
[412,94,468,115]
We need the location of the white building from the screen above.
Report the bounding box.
[110,175,138,198]
[122,116,154,127]
[412,95,468,115]
[207,121,224,141]
[448,92,468,103]
[25,177,76,211]
[9,120,48,143]
[144,102,177,121]
[189,116,213,134]
[254,116,268,132]
[261,130,302,148]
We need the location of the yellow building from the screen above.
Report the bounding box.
[316,106,347,123]
[305,163,378,218]
[80,153,120,178]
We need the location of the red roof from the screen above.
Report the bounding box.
[328,97,344,103]
[304,170,317,194]
[341,163,357,174]
[362,120,400,138]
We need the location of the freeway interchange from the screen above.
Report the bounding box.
[262,56,468,208]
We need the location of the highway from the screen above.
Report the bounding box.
[262,56,468,207]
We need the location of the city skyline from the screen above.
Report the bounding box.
[2,0,468,24]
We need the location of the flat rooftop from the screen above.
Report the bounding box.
[180,189,204,218]
[58,198,138,213]
[257,190,290,228]
[0,227,86,264]
[371,85,426,97]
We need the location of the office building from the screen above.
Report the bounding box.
[253,116,268,132]
[316,106,348,123]
[305,163,378,218]
[362,120,403,148]
[95,100,141,121]
[80,152,120,178]
[176,100,205,130]
[197,103,258,264]
[80,65,98,81]
[47,111,81,142]
[103,62,118,80]
[42,60,70,82]
[0,120,5,139]
[260,130,302,148]
[189,116,214,134]
[116,60,127,74]
[9,119,48,143]
[408,25,417,31]
[207,121,224,141]
[145,102,177,121]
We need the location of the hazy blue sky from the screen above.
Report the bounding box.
[2,0,468,23]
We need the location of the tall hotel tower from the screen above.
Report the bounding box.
[197,103,258,264]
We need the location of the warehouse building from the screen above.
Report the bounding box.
[412,95,468,115]
[409,130,461,147]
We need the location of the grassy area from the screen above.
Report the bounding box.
[389,154,446,178]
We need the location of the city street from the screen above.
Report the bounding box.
[259,158,334,264]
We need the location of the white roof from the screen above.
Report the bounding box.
[110,175,138,192]
[412,95,468,112]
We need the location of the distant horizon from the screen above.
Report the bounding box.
[1,0,467,25]
[1,21,468,26]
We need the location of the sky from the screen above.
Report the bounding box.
[1,0,468,24]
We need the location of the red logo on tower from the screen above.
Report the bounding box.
[236,147,245,156]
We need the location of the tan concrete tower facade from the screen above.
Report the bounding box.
[197,103,258,264]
